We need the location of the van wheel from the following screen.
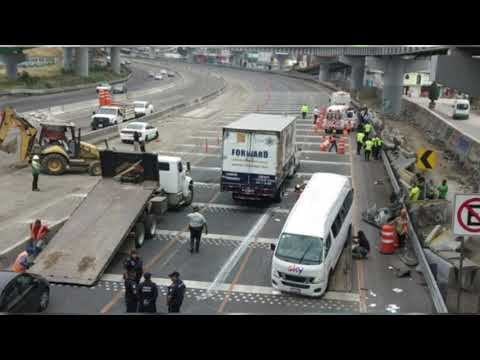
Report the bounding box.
[134,222,146,248]
[344,226,352,249]
[38,290,49,312]
[144,214,157,240]
[274,187,284,203]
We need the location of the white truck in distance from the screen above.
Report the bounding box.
[134,101,154,117]
[91,104,136,130]
[221,113,300,202]
[157,155,194,208]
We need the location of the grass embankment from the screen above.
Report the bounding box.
[0,47,128,90]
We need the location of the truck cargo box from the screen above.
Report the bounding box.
[221,113,297,198]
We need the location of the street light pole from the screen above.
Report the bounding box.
[456,236,465,313]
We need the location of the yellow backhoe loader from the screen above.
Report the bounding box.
[0,106,101,175]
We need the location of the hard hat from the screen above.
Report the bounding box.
[32,155,40,160]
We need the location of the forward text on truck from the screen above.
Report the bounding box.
[220,113,300,202]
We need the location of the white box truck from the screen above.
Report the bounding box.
[221,113,300,202]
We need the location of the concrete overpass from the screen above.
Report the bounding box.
[0,46,124,80]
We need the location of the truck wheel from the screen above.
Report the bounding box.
[88,161,101,176]
[135,222,146,248]
[184,184,194,206]
[41,154,68,175]
[155,131,159,139]
[144,214,157,240]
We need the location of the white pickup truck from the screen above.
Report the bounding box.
[91,104,136,130]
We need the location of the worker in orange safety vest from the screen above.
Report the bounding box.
[12,246,35,273]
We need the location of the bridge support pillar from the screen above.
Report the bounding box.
[111,47,121,74]
[274,53,289,71]
[63,47,74,71]
[75,47,89,77]
[318,63,330,82]
[382,57,405,115]
[0,53,25,80]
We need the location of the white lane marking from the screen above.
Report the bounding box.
[190,136,220,141]
[297,141,350,146]
[100,274,360,302]
[202,207,273,300]
[155,230,276,244]
[296,172,351,179]
[191,166,221,171]
[193,182,220,187]
[300,160,351,166]
[192,202,290,214]
[179,144,221,149]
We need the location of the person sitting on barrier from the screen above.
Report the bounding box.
[352,231,370,259]
[394,208,409,248]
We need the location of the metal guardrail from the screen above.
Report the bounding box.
[381,150,448,313]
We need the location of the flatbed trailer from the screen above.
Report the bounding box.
[29,150,167,286]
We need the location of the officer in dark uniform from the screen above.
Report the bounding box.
[123,249,143,284]
[138,272,158,313]
[124,270,139,313]
[167,271,186,313]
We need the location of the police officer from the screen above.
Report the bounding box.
[124,270,139,313]
[123,249,143,284]
[375,137,384,160]
[167,271,186,313]
[356,131,365,155]
[138,272,158,313]
[364,138,374,161]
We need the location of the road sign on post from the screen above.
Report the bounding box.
[416,147,437,171]
[453,194,480,236]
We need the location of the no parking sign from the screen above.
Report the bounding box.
[453,194,480,236]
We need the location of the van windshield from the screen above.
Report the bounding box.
[97,108,117,115]
[457,103,469,110]
[275,233,323,265]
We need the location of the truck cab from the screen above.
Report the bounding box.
[91,106,122,130]
[157,155,194,208]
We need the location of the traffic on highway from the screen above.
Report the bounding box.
[0,46,478,315]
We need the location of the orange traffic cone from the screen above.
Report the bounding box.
[379,225,397,254]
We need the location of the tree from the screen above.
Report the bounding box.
[428,81,440,109]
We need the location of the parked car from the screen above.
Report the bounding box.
[125,60,131,65]
[154,74,163,80]
[160,69,168,76]
[120,122,159,143]
[167,71,175,77]
[148,71,155,78]
[112,83,128,94]
[134,101,154,117]
[0,271,50,313]
[96,82,112,93]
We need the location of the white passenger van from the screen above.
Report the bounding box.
[330,91,352,106]
[270,173,353,297]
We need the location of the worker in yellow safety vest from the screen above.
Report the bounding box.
[356,131,365,155]
[364,122,373,136]
[364,138,374,161]
[409,184,420,201]
[301,104,309,120]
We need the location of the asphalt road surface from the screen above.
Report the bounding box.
[2,61,434,314]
